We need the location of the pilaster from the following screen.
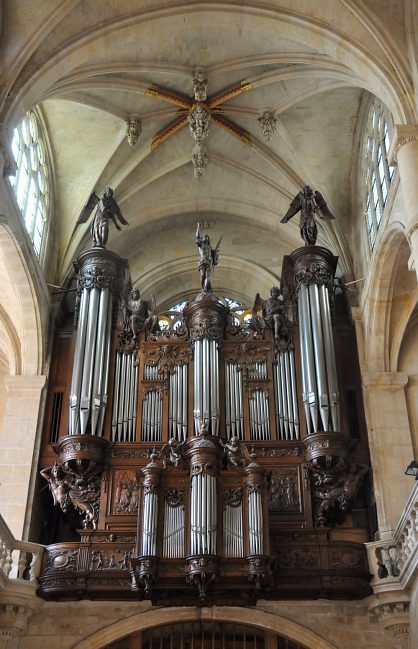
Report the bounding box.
[362,372,414,537]
[0,375,46,539]
[389,125,418,280]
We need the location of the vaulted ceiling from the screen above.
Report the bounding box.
[1,0,415,309]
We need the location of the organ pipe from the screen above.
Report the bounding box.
[193,337,220,435]
[69,249,123,436]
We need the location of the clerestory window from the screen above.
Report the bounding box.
[8,110,51,257]
[363,98,394,251]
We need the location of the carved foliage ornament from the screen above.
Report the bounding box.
[258,111,277,141]
[295,262,333,291]
[126,117,141,146]
[223,343,270,374]
[144,345,190,375]
[40,460,102,530]
[223,487,243,508]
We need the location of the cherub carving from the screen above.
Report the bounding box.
[251,286,289,344]
[219,436,250,468]
[77,186,129,248]
[161,438,184,469]
[280,185,335,246]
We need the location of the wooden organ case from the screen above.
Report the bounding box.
[38,243,372,604]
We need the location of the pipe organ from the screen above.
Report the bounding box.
[39,237,372,604]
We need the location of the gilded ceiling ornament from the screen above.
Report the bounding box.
[146,73,253,177]
[192,144,208,178]
[193,70,208,101]
[126,117,141,146]
[258,111,277,141]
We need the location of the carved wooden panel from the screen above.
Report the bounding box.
[111,470,140,514]
[268,468,301,513]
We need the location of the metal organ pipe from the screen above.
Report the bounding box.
[299,284,318,433]
[69,250,124,437]
[193,337,220,435]
[319,283,340,430]
[309,283,329,432]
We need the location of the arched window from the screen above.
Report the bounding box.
[363,98,394,250]
[8,110,51,257]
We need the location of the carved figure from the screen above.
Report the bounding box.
[220,436,250,468]
[193,70,208,101]
[126,288,159,338]
[40,460,101,529]
[77,186,129,248]
[252,287,289,343]
[280,185,335,246]
[188,105,210,144]
[40,462,71,512]
[315,463,368,524]
[161,438,184,469]
[195,222,222,291]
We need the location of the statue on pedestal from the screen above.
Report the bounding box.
[280,185,334,246]
[195,222,222,291]
[77,186,129,248]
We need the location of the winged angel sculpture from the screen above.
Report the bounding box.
[280,185,335,246]
[77,186,129,248]
[196,222,222,291]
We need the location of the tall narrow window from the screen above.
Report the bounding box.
[363,98,394,251]
[9,110,51,257]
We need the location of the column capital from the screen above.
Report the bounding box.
[4,374,47,393]
[362,371,409,389]
[388,124,418,165]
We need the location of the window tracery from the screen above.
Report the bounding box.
[8,110,51,257]
[363,98,394,250]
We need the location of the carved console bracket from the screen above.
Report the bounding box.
[40,435,108,530]
[247,555,270,592]
[304,432,368,527]
[129,556,158,598]
[186,555,219,601]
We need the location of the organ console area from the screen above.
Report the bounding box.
[37,236,372,605]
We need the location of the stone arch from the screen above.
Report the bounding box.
[365,223,412,373]
[0,220,44,375]
[72,606,338,649]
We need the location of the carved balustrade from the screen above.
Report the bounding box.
[0,514,45,645]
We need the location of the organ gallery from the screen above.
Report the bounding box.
[38,191,371,604]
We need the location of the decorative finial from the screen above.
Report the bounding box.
[192,144,208,178]
[193,70,208,101]
[258,111,277,141]
[126,117,142,146]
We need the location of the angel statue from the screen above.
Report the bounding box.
[77,186,129,248]
[160,438,184,469]
[280,185,335,246]
[219,436,250,468]
[251,286,289,343]
[195,223,222,291]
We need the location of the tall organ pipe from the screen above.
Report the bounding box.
[70,249,123,436]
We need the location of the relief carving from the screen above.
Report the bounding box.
[268,469,300,512]
[113,470,140,514]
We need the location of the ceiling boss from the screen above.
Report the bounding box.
[144,70,253,177]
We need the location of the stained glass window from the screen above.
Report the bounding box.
[9,110,51,257]
[363,98,394,251]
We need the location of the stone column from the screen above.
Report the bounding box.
[0,374,46,539]
[363,372,414,538]
[389,125,418,280]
